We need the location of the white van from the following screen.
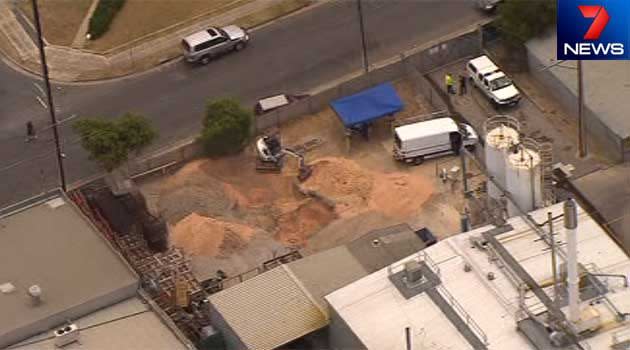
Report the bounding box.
[467,55,520,106]
[393,118,478,164]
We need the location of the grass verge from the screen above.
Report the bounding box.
[17,0,93,46]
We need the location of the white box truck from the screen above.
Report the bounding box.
[393,117,478,165]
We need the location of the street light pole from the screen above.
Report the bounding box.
[577,60,586,157]
[356,0,369,73]
[540,60,587,158]
[31,0,67,191]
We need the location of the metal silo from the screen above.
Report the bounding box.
[483,115,520,201]
[505,138,543,217]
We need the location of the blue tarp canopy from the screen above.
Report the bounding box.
[330,82,404,128]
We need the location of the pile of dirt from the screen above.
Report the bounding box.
[275,199,336,246]
[171,213,256,257]
[301,157,434,220]
[155,160,252,223]
[369,173,433,219]
[301,157,373,216]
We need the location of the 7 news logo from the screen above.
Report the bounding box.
[557,0,629,60]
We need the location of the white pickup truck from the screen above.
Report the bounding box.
[467,55,521,107]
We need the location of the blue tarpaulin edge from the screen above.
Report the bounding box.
[330,82,404,128]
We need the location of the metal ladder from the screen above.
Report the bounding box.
[539,141,555,206]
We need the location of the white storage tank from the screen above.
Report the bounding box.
[505,144,543,217]
[483,115,520,201]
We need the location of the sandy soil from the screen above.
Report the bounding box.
[171,213,255,257]
[140,79,467,276]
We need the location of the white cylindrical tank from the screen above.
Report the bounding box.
[484,116,520,201]
[505,146,543,217]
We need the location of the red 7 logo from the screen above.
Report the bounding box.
[578,5,610,40]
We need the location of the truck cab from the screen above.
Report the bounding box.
[467,55,520,107]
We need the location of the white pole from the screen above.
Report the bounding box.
[564,199,580,323]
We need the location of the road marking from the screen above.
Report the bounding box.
[35,95,47,110]
[33,82,45,96]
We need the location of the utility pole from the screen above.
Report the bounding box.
[31,0,66,191]
[577,60,586,157]
[356,0,369,73]
[540,60,587,158]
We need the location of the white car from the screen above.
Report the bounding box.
[182,25,250,65]
[467,55,520,106]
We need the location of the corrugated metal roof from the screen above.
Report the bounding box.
[287,246,367,315]
[209,265,327,350]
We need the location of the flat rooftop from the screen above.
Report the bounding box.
[326,203,630,349]
[10,297,189,350]
[571,163,630,252]
[527,32,630,140]
[0,193,138,347]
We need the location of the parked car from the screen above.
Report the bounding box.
[393,117,478,165]
[466,55,521,107]
[477,0,502,12]
[254,93,309,115]
[182,25,250,64]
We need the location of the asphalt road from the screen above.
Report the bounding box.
[0,0,486,208]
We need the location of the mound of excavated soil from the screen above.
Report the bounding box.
[171,213,255,257]
[301,157,434,220]
[275,199,336,246]
[301,157,373,217]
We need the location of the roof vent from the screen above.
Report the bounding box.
[54,323,80,347]
[404,260,424,286]
[28,285,42,306]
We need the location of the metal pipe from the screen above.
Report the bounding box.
[564,199,580,323]
[549,212,559,305]
[31,0,67,192]
[405,326,412,350]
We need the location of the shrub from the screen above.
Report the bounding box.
[73,113,156,172]
[88,0,126,39]
[200,99,253,157]
[498,0,556,43]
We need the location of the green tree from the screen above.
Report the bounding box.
[73,113,156,172]
[200,98,252,156]
[497,0,556,43]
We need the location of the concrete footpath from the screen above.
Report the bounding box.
[0,0,308,82]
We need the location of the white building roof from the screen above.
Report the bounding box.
[0,193,138,348]
[326,203,630,350]
[10,297,190,350]
[394,117,459,142]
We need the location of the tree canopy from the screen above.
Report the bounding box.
[498,0,557,42]
[199,98,252,156]
[73,113,156,172]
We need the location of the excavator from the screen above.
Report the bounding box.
[255,134,313,182]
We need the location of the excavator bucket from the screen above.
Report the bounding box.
[297,165,313,182]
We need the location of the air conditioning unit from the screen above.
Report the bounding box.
[54,324,80,348]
